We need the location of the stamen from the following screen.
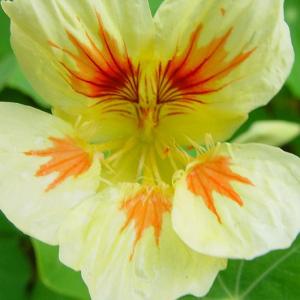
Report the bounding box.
[106,137,137,164]
[91,138,129,153]
[150,148,162,184]
[168,152,180,172]
[173,142,192,165]
[136,147,148,182]
[185,136,207,155]
[205,134,216,150]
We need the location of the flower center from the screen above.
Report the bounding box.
[48,13,256,188]
[137,107,159,142]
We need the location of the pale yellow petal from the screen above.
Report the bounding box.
[233,120,300,146]
[173,143,300,259]
[59,185,226,300]
[2,0,154,143]
[154,0,293,144]
[0,102,100,244]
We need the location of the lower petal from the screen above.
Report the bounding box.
[173,143,300,259]
[58,184,226,300]
[0,103,100,244]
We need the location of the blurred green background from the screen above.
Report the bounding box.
[0,0,300,299]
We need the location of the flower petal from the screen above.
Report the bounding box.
[173,143,300,259]
[59,184,226,300]
[233,120,300,147]
[0,102,100,244]
[2,0,154,142]
[154,0,293,143]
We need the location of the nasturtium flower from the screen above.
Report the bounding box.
[1,0,299,299]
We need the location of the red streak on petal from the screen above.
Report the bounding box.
[120,187,172,260]
[156,25,256,116]
[187,155,253,223]
[49,13,140,115]
[25,137,92,192]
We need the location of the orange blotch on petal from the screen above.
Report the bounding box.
[220,8,226,16]
[186,155,253,223]
[25,137,92,192]
[120,187,172,260]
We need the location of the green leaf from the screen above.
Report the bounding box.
[178,236,300,300]
[7,60,50,109]
[285,0,300,98]
[0,237,32,300]
[0,7,11,59]
[0,87,43,109]
[0,212,31,300]
[148,0,163,15]
[0,6,49,108]
[231,86,299,141]
[180,296,197,300]
[30,281,80,300]
[0,54,50,108]
[0,54,15,90]
[0,211,21,237]
[32,239,90,300]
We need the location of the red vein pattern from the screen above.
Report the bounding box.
[50,13,140,118]
[156,26,255,117]
[50,13,255,124]
[25,137,92,192]
[187,155,253,223]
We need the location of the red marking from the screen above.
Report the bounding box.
[163,147,171,156]
[25,137,92,192]
[50,18,255,124]
[120,187,172,260]
[187,155,253,223]
[156,26,255,117]
[50,13,140,116]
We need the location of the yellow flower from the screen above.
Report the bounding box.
[1,0,299,299]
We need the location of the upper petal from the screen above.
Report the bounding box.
[58,184,226,300]
[2,0,154,142]
[0,102,100,244]
[173,143,300,259]
[154,0,293,143]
